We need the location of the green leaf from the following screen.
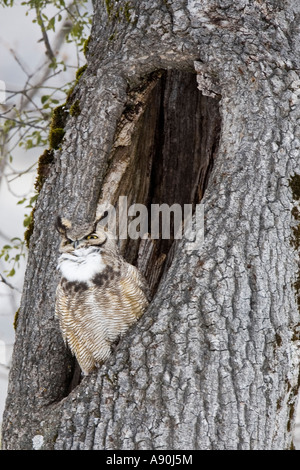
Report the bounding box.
[26,139,33,149]
[41,95,50,104]
[17,198,26,205]
[29,194,38,205]
[23,214,32,227]
[49,57,58,69]
[48,16,55,31]
[7,268,15,277]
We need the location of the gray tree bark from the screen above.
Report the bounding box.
[2,0,300,450]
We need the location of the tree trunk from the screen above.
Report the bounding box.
[2,0,300,450]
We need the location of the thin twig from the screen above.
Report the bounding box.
[8,46,31,78]
[35,6,55,61]
[7,162,38,183]
[0,114,46,130]
[0,273,22,293]
[22,9,74,108]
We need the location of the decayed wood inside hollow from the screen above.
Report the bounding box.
[97,70,221,294]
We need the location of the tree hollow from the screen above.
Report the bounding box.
[98,69,221,294]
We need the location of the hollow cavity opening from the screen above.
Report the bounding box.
[106,69,221,294]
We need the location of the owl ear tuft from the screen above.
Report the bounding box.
[93,211,109,232]
[56,216,72,235]
[95,211,108,224]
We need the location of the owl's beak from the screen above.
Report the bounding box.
[72,240,80,249]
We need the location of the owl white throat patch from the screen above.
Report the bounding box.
[57,247,106,283]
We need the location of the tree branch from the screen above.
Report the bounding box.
[0,273,22,293]
[35,6,55,62]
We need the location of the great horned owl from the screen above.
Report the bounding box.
[55,216,149,375]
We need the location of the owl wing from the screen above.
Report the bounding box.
[89,261,149,346]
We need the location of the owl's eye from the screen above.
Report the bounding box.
[86,234,98,240]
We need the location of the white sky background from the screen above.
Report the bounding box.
[0,5,45,343]
[0,0,91,423]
